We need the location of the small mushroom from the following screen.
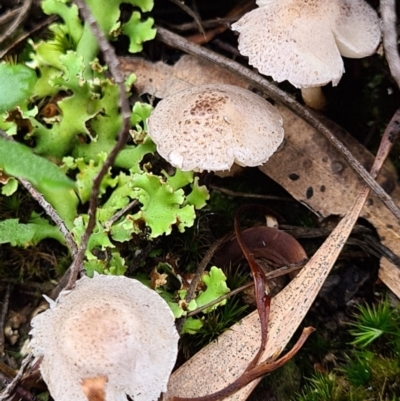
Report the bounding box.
[147,84,284,172]
[30,274,179,401]
[232,0,381,109]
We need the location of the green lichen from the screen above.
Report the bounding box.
[0,63,37,113]
[0,0,211,314]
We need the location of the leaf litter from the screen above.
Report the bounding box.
[0,1,400,400]
[119,54,400,401]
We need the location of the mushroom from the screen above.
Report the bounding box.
[147,84,284,172]
[232,0,381,109]
[30,274,179,401]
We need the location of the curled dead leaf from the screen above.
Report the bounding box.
[214,226,308,272]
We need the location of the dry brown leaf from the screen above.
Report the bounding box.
[262,105,400,297]
[119,56,247,99]
[119,56,400,401]
[213,226,307,273]
[165,108,400,401]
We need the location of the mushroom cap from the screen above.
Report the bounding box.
[147,84,284,172]
[30,275,179,401]
[232,0,381,88]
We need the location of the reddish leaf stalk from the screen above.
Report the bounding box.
[234,206,271,369]
[173,327,315,401]
[172,109,400,401]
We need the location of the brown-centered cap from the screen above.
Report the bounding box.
[147,84,284,172]
[232,0,381,88]
[30,274,179,401]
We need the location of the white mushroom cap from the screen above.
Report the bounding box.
[30,275,179,401]
[147,84,284,172]
[232,0,381,88]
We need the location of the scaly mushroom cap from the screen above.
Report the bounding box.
[30,275,179,401]
[147,84,284,172]
[232,0,381,88]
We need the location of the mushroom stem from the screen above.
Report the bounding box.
[300,87,326,110]
[81,376,107,401]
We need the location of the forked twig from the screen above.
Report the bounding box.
[168,0,205,37]
[155,26,400,223]
[65,0,132,290]
[186,0,255,45]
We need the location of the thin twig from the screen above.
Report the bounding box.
[184,236,228,304]
[209,184,295,202]
[65,0,132,290]
[155,26,400,223]
[187,258,307,317]
[0,279,53,292]
[0,15,58,59]
[19,178,77,255]
[280,223,371,239]
[185,0,255,45]
[0,7,22,26]
[168,17,237,32]
[0,368,36,401]
[0,0,32,46]
[363,234,400,267]
[168,0,205,37]
[104,199,138,228]
[381,0,400,89]
[187,282,253,317]
[0,353,33,401]
[0,285,11,357]
[234,206,270,370]
[176,235,229,332]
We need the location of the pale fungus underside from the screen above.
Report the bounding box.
[233,0,381,108]
[30,275,179,401]
[147,84,284,172]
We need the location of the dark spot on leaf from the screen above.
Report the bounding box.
[288,173,299,181]
[331,160,344,174]
[306,187,313,199]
